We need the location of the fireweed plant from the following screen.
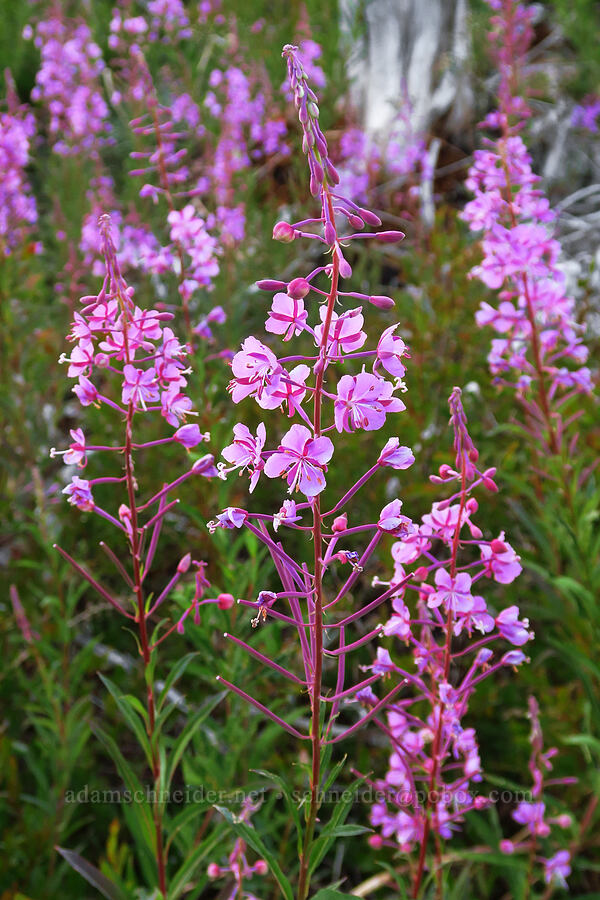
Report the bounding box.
[462,0,593,464]
[210,46,533,899]
[52,215,226,898]
[363,390,579,897]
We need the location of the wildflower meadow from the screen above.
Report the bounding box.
[1,1,599,899]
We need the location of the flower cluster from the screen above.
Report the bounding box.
[367,389,531,870]
[26,13,111,156]
[462,0,593,429]
[207,799,268,900]
[0,75,38,255]
[499,697,574,890]
[57,214,218,557]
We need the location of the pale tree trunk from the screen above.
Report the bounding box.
[340,0,473,142]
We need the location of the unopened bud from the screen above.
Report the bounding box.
[368,834,383,849]
[324,222,336,245]
[207,863,221,878]
[217,592,235,610]
[254,860,268,875]
[95,352,109,368]
[177,553,192,573]
[348,214,364,229]
[369,294,395,310]
[256,279,286,291]
[374,230,405,243]
[273,221,295,243]
[490,539,507,554]
[483,476,498,492]
[287,277,310,300]
[359,207,382,226]
[413,566,429,582]
[332,513,348,533]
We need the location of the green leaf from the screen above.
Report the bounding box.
[251,768,302,856]
[214,805,293,900]
[98,674,152,768]
[91,724,155,853]
[310,890,361,900]
[55,847,128,900]
[157,652,199,713]
[167,824,225,900]
[166,692,226,789]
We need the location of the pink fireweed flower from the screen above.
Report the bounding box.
[428,569,474,614]
[378,500,413,536]
[208,507,247,533]
[495,606,533,646]
[263,423,333,497]
[173,424,206,449]
[73,374,99,406]
[258,364,311,415]
[161,388,193,426]
[229,336,282,405]
[273,498,301,531]
[480,533,522,583]
[122,364,160,410]
[543,850,571,888]
[63,475,94,511]
[512,801,549,837]
[378,438,415,470]
[51,427,87,467]
[334,372,405,433]
[382,596,411,639]
[265,292,309,341]
[220,422,266,492]
[314,307,366,358]
[377,324,407,378]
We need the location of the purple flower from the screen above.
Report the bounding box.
[496,606,532,646]
[161,389,193,426]
[543,850,571,887]
[480,534,522,584]
[265,292,308,341]
[229,336,282,405]
[263,424,333,497]
[314,307,366,358]
[378,438,415,470]
[62,428,87,467]
[173,424,205,449]
[370,647,395,676]
[221,422,266,492]
[122,364,160,410]
[208,507,247,533]
[512,801,549,837]
[73,375,99,406]
[377,325,407,378]
[63,476,94,511]
[429,570,474,614]
[334,372,405,433]
[273,499,301,531]
[378,499,413,535]
[383,596,411,639]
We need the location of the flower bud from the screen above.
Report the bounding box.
[207,862,221,878]
[499,840,514,854]
[256,279,286,291]
[483,475,498,492]
[369,294,395,310]
[413,566,429,582]
[490,538,507,554]
[174,424,204,448]
[287,277,310,300]
[348,214,364,229]
[273,221,295,243]
[217,592,235,610]
[324,222,336,245]
[374,230,405,243]
[332,513,348,533]
[177,553,192,573]
[254,860,268,875]
[95,352,110,368]
[358,207,382,226]
[368,834,383,849]
[474,796,488,809]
